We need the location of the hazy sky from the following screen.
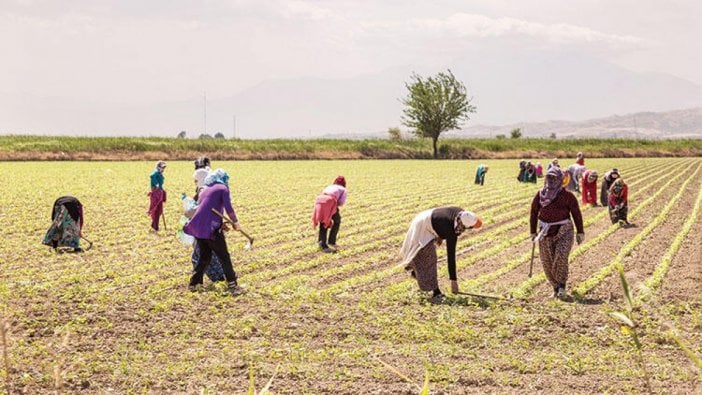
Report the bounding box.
[1,0,701,135]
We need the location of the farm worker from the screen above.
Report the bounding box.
[312,176,347,253]
[566,164,585,193]
[474,164,488,185]
[148,160,167,232]
[535,162,544,178]
[522,162,537,183]
[547,158,560,170]
[42,196,85,252]
[600,168,621,207]
[608,178,631,226]
[517,160,527,182]
[581,170,598,206]
[576,152,585,166]
[399,207,482,303]
[530,167,585,300]
[183,169,246,296]
[184,159,225,283]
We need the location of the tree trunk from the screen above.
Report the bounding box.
[432,137,438,159]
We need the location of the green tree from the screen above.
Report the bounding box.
[177,130,186,139]
[510,128,522,139]
[387,127,402,141]
[401,69,476,158]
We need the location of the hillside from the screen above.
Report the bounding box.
[458,107,702,139]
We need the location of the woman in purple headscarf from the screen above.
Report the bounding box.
[529,167,585,300]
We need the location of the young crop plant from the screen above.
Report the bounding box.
[635,181,702,304]
[609,265,653,394]
[573,163,701,296]
[512,160,699,299]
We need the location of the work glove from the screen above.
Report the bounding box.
[530,233,537,242]
[576,233,585,245]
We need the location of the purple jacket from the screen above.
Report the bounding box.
[322,184,347,206]
[183,183,237,240]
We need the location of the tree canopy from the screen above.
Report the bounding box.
[401,69,476,158]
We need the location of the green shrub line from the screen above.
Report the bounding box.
[0,135,700,160]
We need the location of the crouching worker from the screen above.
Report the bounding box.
[608,178,631,226]
[183,169,245,296]
[399,207,482,303]
[312,176,347,253]
[42,196,86,252]
[530,167,584,300]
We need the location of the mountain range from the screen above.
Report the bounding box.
[2,49,702,138]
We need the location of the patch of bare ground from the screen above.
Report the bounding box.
[655,209,702,303]
[586,174,702,303]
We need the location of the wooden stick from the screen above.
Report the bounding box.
[211,208,254,244]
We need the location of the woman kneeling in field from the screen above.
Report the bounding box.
[42,196,85,252]
[400,207,482,303]
[183,169,246,296]
[530,167,584,300]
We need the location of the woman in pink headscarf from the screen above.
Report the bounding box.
[530,167,584,300]
[312,176,347,253]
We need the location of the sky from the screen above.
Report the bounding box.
[1,0,701,136]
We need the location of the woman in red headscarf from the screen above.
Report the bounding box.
[312,176,347,253]
[581,170,598,206]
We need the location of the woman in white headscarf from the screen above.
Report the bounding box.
[399,207,482,303]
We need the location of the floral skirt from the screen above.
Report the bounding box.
[42,206,80,249]
[406,242,439,291]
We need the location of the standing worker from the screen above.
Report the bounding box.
[608,178,631,226]
[474,164,489,186]
[312,176,347,253]
[148,160,167,232]
[184,158,225,283]
[600,168,620,207]
[581,170,598,206]
[530,167,584,300]
[400,207,482,303]
[183,169,246,296]
[576,152,585,166]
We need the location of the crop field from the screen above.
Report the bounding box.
[1,158,701,393]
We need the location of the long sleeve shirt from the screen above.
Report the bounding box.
[430,206,464,281]
[150,170,164,190]
[530,190,584,236]
[183,183,237,240]
[322,184,347,207]
[609,185,628,207]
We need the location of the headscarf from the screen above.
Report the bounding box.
[204,169,229,187]
[609,168,620,180]
[194,157,211,170]
[587,170,598,182]
[193,168,209,188]
[155,160,167,173]
[610,178,625,196]
[457,211,482,230]
[539,167,564,207]
[334,176,346,187]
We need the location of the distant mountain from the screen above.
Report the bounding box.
[455,107,702,139]
[2,49,702,137]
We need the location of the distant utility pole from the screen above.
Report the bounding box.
[204,91,207,135]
